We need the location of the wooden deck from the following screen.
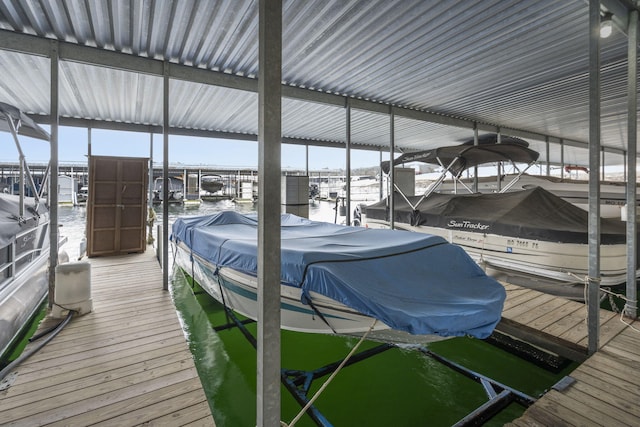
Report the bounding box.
[0,249,214,426]
[2,251,637,427]
[497,282,632,361]
[497,282,640,426]
[506,323,640,426]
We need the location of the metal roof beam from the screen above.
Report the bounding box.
[0,29,255,91]
[392,105,475,129]
[601,0,640,43]
[601,0,634,29]
[168,62,257,93]
[0,29,50,56]
[2,29,628,157]
[0,29,163,75]
[282,85,345,107]
[32,114,374,151]
[602,0,633,20]
[34,115,162,133]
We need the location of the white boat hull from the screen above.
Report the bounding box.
[0,248,49,358]
[173,242,449,344]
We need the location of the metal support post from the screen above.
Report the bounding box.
[587,0,602,354]
[162,64,170,291]
[626,9,638,319]
[48,40,60,309]
[560,139,565,179]
[345,100,351,226]
[148,133,155,245]
[257,0,282,425]
[389,107,395,229]
[545,136,550,176]
[473,124,479,192]
[379,149,383,200]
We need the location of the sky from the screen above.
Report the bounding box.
[1,125,383,171]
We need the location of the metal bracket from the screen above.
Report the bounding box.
[0,371,18,392]
[552,375,576,392]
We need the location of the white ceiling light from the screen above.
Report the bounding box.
[600,13,613,38]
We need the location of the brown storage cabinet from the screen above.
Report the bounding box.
[86,156,149,257]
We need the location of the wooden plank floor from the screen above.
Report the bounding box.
[496,282,631,361]
[0,249,215,426]
[506,323,640,426]
[498,282,640,426]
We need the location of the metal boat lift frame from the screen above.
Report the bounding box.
[0,103,51,217]
[211,304,537,427]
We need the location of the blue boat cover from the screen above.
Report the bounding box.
[171,211,505,339]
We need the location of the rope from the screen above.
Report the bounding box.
[305,298,337,334]
[578,274,603,323]
[569,272,639,334]
[283,318,378,427]
[597,287,640,334]
[618,309,640,333]
[567,271,600,285]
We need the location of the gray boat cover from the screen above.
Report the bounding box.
[171,211,506,339]
[365,187,632,246]
[0,194,49,247]
[381,135,539,176]
[0,102,50,141]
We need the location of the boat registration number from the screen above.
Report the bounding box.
[506,239,539,249]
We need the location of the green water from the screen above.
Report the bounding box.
[52,201,588,425]
[171,269,576,427]
[0,300,48,369]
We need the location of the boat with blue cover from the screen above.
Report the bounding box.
[171,211,506,344]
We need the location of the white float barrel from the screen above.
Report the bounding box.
[52,261,93,318]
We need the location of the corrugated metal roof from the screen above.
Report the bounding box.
[0,0,638,167]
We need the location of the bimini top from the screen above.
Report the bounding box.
[0,102,50,141]
[381,134,539,177]
[171,211,506,339]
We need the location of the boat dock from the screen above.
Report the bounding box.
[1,250,639,426]
[499,282,640,426]
[497,282,634,362]
[0,249,214,426]
[507,324,640,426]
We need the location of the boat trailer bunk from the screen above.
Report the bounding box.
[209,301,538,427]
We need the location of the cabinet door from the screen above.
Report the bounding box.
[87,156,148,257]
[118,158,148,253]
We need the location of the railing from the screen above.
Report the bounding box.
[0,220,49,288]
